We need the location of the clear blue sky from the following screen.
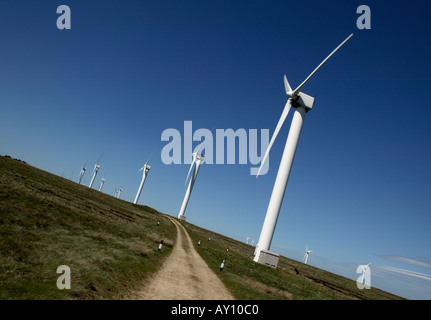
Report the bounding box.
[1,0,431,299]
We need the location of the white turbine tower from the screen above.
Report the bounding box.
[88,164,100,188]
[304,245,312,265]
[177,141,206,221]
[88,154,103,189]
[98,178,106,192]
[253,34,353,263]
[133,153,153,205]
[78,162,87,184]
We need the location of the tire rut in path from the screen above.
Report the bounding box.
[133,218,234,300]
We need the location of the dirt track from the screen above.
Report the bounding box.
[134,218,234,300]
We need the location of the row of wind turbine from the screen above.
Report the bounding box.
[77,153,106,190]
[76,151,155,205]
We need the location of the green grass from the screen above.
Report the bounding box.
[0,155,405,300]
[183,222,405,300]
[0,155,176,299]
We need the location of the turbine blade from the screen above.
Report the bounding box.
[284,74,292,94]
[292,33,353,96]
[185,155,197,185]
[145,149,155,165]
[256,99,292,178]
[196,141,205,155]
[194,127,214,156]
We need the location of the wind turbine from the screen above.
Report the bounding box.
[303,245,312,265]
[253,34,353,263]
[133,152,153,205]
[98,178,106,192]
[359,262,372,285]
[78,162,87,184]
[88,153,103,189]
[177,141,206,221]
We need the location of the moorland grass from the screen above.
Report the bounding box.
[0,156,175,299]
[183,222,405,300]
[0,155,405,300]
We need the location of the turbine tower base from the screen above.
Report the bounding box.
[255,249,280,268]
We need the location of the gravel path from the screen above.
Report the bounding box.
[134,218,234,300]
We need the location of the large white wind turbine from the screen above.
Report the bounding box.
[78,162,87,184]
[253,34,353,263]
[133,153,153,205]
[88,153,103,189]
[177,141,206,221]
[304,245,312,265]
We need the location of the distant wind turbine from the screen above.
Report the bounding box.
[133,152,153,205]
[304,245,312,265]
[253,33,353,263]
[177,141,206,221]
[88,153,103,189]
[98,178,106,192]
[359,262,372,285]
[78,162,87,184]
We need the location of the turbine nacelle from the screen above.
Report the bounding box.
[285,79,315,112]
[194,152,205,162]
[292,92,315,112]
[184,139,207,186]
[139,151,154,173]
[359,262,372,271]
[139,164,151,172]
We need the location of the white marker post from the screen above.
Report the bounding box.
[220,259,225,271]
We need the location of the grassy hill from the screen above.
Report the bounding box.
[0,155,176,299]
[184,223,404,300]
[0,155,404,300]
